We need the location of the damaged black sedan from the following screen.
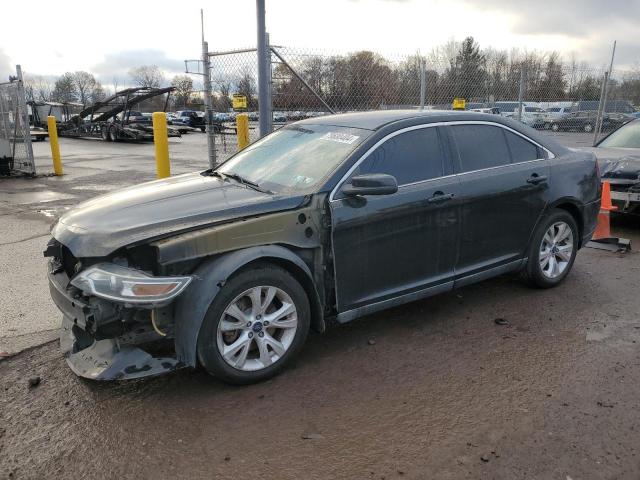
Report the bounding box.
[597,119,640,214]
[45,111,601,384]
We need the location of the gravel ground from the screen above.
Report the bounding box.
[1,218,639,480]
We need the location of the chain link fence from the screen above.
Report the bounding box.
[0,66,35,176]
[204,45,639,159]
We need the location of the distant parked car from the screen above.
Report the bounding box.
[494,102,545,128]
[166,112,179,124]
[542,106,574,128]
[175,110,206,132]
[127,111,151,125]
[469,107,501,115]
[595,119,640,214]
[273,111,287,123]
[550,111,632,133]
[574,100,635,114]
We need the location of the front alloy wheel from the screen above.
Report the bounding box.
[197,264,310,384]
[217,286,298,371]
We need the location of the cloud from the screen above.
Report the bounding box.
[459,0,640,67]
[90,49,186,85]
[0,48,13,82]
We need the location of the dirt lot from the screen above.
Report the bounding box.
[1,215,639,479]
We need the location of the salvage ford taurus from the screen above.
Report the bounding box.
[45,111,601,383]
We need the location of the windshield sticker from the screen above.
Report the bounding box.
[320,132,360,145]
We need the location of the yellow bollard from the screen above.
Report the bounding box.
[236,113,249,150]
[152,112,170,179]
[46,116,63,176]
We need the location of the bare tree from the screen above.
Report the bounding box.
[51,73,76,103]
[171,75,193,109]
[129,65,165,88]
[24,75,54,102]
[71,71,102,107]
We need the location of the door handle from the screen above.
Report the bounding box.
[427,192,455,203]
[526,174,548,185]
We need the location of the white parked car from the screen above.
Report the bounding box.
[542,106,574,128]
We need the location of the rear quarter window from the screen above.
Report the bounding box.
[504,130,540,162]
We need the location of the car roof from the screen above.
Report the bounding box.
[295,109,512,130]
[295,109,568,155]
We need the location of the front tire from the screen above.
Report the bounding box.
[197,264,310,384]
[551,123,560,132]
[584,123,593,133]
[523,209,578,288]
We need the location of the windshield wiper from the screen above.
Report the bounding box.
[220,171,273,194]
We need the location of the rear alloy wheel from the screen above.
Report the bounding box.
[523,209,578,288]
[197,265,310,384]
[584,123,593,133]
[551,123,560,132]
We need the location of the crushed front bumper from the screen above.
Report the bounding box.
[49,266,183,380]
[59,316,182,380]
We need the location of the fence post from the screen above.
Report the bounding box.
[46,116,63,176]
[419,59,426,110]
[202,39,217,169]
[517,66,525,122]
[15,65,35,175]
[593,71,608,145]
[236,113,250,150]
[264,32,273,133]
[152,112,170,178]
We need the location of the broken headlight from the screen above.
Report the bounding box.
[70,263,192,305]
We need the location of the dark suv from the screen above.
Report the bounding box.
[45,111,600,384]
[550,110,632,133]
[175,110,206,132]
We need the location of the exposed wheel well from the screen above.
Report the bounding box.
[554,202,584,246]
[235,257,325,334]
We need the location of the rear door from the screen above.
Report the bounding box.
[330,126,460,313]
[447,123,550,278]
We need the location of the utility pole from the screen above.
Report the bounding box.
[256,0,271,137]
[593,41,617,145]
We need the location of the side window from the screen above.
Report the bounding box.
[451,125,511,172]
[504,130,540,162]
[354,127,444,185]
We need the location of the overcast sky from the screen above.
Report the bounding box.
[1,0,638,84]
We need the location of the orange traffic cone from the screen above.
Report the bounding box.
[592,181,616,240]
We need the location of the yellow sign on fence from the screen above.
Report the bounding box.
[232,94,247,110]
[452,98,466,110]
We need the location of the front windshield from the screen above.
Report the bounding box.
[599,120,640,148]
[216,124,371,193]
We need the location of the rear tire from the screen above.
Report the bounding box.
[522,209,578,289]
[197,264,311,384]
[584,123,593,133]
[551,123,560,132]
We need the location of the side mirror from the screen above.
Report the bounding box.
[342,173,398,196]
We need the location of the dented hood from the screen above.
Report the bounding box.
[52,172,306,257]
[595,147,640,184]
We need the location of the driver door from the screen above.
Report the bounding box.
[330,126,460,315]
